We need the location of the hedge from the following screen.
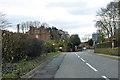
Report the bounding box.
[95,40,118,48]
[2,30,51,63]
[94,48,119,56]
[95,42,112,48]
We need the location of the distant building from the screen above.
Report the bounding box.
[81,42,89,48]
[26,26,50,40]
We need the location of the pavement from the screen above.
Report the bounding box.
[21,50,119,80]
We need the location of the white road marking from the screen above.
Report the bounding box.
[75,52,110,79]
[75,53,98,72]
[75,53,78,56]
[86,63,98,72]
[75,53,80,58]
[80,58,85,62]
[75,53,85,62]
[102,76,110,80]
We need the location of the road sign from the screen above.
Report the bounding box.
[92,33,97,41]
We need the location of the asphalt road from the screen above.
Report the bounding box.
[54,50,119,79]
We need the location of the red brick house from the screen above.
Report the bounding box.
[26,26,50,40]
[81,42,89,48]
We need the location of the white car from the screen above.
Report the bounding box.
[83,47,86,50]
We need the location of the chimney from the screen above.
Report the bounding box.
[17,24,20,33]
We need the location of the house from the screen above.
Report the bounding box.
[26,26,50,40]
[81,42,89,48]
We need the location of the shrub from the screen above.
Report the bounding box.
[2,30,28,62]
[26,37,44,57]
[43,40,53,52]
[2,30,51,63]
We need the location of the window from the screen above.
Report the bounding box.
[35,30,39,33]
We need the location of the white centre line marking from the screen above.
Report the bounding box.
[80,58,85,62]
[102,76,110,80]
[78,56,80,58]
[75,53,78,56]
[75,53,80,57]
[86,63,98,72]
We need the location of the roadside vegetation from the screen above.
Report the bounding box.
[94,1,120,56]
[1,11,82,78]
[1,29,62,78]
[95,1,119,43]
[2,1,119,78]
[2,52,60,78]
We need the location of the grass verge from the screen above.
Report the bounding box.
[2,52,60,78]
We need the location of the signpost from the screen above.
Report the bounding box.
[92,33,97,46]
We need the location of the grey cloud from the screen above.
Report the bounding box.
[48,19,93,29]
[6,15,40,26]
[46,1,87,9]
[46,1,98,15]
[68,7,98,15]
[0,0,27,9]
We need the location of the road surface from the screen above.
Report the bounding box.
[54,50,118,79]
[26,50,119,80]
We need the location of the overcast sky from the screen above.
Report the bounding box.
[0,0,112,41]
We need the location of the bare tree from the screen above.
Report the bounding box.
[0,12,11,30]
[95,1,119,42]
[41,22,49,28]
[82,34,91,42]
[20,21,41,33]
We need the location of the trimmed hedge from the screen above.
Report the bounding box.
[94,48,119,56]
[95,42,112,48]
[94,40,119,56]
[2,30,50,63]
[114,41,118,47]
[95,41,118,48]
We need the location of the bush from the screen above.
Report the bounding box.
[26,37,44,57]
[43,40,53,52]
[2,31,28,62]
[2,30,51,63]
